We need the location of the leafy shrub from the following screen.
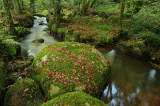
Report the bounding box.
[0,35,20,60]
[58,28,67,35]
[15,26,30,37]
[124,4,160,34]
[106,35,115,44]
[133,32,160,52]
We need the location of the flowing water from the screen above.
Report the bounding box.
[21,16,58,57]
[100,47,160,106]
[21,16,160,106]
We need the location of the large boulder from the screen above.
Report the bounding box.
[4,78,43,106]
[31,42,110,99]
[41,91,107,106]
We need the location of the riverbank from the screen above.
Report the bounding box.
[46,10,160,70]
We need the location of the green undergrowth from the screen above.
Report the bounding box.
[61,16,119,45]
[15,26,30,37]
[41,91,107,106]
[31,42,110,99]
[4,78,43,106]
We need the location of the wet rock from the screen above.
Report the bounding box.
[32,38,44,43]
[39,21,47,25]
[41,92,106,106]
[4,78,43,106]
[7,72,22,85]
[31,42,110,99]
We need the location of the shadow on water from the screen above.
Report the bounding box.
[21,16,58,57]
[100,47,160,106]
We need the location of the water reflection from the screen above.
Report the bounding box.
[21,16,58,57]
[100,48,160,106]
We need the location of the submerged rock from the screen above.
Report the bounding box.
[41,91,107,106]
[4,78,43,106]
[31,42,110,99]
[32,38,44,43]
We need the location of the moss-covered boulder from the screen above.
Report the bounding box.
[0,60,7,103]
[4,78,43,106]
[119,32,160,64]
[41,91,107,106]
[31,42,110,99]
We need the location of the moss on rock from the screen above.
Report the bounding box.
[31,42,110,99]
[41,91,107,106]
[4,78,43,106]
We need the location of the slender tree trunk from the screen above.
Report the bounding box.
[16,0,22,14]
[53,0,61,28]
[11,0,23,14]
[120,0,125,29]
[30,0,35,13]
[21,0,24,10]
[2,0,16,35]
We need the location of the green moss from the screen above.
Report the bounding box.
[94,33,115,45]
[41,92,107,106]
[58,28,67,35]
[31,42,110,99]
[121,32,160,52]
[106,35,115,44]
[107,15,120,25]
[94,24,111,31]
[4,78,43,106]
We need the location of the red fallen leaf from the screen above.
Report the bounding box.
[71,77,74,79]
[33,99,36,104]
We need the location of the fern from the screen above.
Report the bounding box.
[0,35,21,59]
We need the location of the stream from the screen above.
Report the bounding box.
[21,16,160,106]
[100,47,160,106]
[21,16,58,57]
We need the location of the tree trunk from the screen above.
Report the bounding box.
[11,0,23,14]
[120,0,125,29]
[53,0,61,28]
[30,0,35,13]
[2,0,16,35]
